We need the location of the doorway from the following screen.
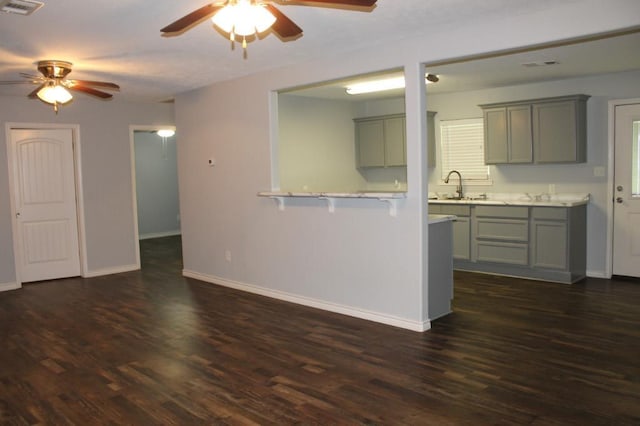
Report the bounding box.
[7,125,84,284]
[612,102,640,278]
[130,126,180,267]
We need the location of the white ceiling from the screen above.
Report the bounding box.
[0,0,638,103]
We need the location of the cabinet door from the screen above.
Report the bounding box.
[452,217,471,260]
[356,119,385,167]
[532,221,568,269]
[483,107,508,164]
[508,105,533,163]
[384,116,406,166]
[533,101,578,163]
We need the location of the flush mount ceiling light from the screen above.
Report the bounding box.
[161,0,377,58]
[345,74,439,95]
[157,129,176,138]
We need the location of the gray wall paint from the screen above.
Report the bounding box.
[0,96,174,284]
[134,132,180,238]
[278,94,365,192]
[174,2,639,326]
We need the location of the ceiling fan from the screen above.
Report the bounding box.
[161,0,377,53]
[0,60,120,113]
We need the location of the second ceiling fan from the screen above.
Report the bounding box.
[161,0,377,53]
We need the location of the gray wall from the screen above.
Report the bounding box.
[134,131,181,239]
[1,96,174,285]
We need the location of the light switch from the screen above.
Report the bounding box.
[594,166,605,177]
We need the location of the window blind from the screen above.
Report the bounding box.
[440,118,490,181]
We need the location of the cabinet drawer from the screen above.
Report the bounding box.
[475,205,528,218]
[531,207,567,220]
[439,204,471,217]
[476,218,529,242]
[476,241,529,265]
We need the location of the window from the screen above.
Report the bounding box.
[439,118,490,182]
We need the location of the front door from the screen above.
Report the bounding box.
[9,128,81,283]
[613,103,640,278]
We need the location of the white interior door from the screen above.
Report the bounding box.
[613,103,640,277]
[10,128,81,283]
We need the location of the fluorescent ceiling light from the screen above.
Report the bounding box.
[346,74,439,95]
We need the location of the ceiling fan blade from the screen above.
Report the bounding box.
[27,84,45,98]
[277,0,376,6]
[69,80,120,90]
[161,3,224,34]
[0,80,38,85]
[265,5,303,39]
[69,85,113,99]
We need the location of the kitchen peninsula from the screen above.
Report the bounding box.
[429,193,588,284]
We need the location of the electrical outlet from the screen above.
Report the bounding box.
[224,250,232,262]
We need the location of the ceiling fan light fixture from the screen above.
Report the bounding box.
[212,0,276,37]
[37,84,73,105]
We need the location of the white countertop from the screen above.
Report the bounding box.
[428,192,589,207]
[428,214,456,224]
[258,191,407,199]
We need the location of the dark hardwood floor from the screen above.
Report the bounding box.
[1,236,639,425]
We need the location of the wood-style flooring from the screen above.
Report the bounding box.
[1,236,639,425]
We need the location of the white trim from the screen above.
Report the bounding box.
[182,269,431,332]
[5,122,87,286]
[139,230,181,240]
[607,98,640,279]
[0,282,20,292]
[586,269,608,279]
[129,124,177,269]
[83,263,139,278]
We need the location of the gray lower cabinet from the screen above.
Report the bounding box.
[480,95,589,164]
[429,204,470,260]
[429,203,586,283]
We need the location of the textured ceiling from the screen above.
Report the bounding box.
[0,0,637,103]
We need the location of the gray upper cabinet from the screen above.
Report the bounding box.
[533,96,589,163]
[483,105,532,164]
[355,118,386,167]
[480,95,589,164]
[355,111,437,168]
[355,114,405,168]
[384,116,406,167]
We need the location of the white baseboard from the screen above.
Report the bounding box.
[586,270,609,279]
[182,269,430,332]
[83,263,140,278]
[139,230,181,240]
[0,281,20,292]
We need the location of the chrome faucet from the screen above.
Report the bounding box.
[444,170,463,199]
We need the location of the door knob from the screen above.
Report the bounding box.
[15,212,20,217]
[616,197,624,203]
